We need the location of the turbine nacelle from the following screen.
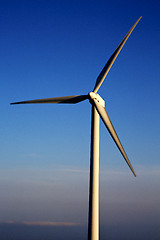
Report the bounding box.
[88,92,105,107]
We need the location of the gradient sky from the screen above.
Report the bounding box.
[0,0,160,239]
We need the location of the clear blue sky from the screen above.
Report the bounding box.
[0,0,160,239]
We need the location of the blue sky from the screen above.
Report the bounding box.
[0,0,160,239]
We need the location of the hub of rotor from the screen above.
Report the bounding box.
[88,92,105,107]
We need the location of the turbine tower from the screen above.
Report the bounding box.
[11,17,142,240]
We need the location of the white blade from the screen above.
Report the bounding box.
[92,99,136,176]
[93,16,142,93]
[10,95,88,105]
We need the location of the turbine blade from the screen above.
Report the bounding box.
[93,16,142,93]
[10,95,88,105]
[92,99,136,176]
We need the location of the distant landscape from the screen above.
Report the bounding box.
[0,222,160,240]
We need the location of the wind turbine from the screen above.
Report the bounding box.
[11,17,142,240]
